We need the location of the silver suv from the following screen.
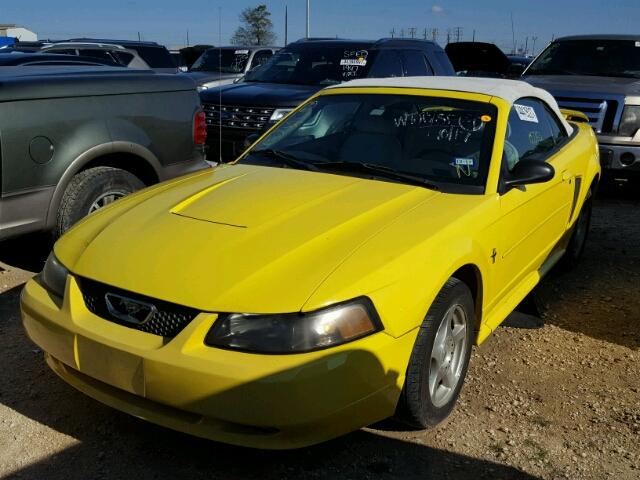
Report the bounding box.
[186,46,279,91]
[524,35,640,178]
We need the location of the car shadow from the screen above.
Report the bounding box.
[1,284,538,480]
[534,184,640,350]
[0,232,52,272]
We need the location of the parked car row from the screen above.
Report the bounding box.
[0,30,633,450]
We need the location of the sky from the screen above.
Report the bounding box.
[3,0,639,54]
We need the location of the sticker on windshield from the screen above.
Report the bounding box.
[514,104,539,123]
[235,49,249,54]
[340,58,367,66]
[454,158,476,167]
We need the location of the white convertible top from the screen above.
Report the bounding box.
[330,76,573,135]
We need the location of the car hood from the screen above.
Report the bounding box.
[524,75,640,96]
[58,164,435,313]
[184,71,240,84]
[199,81,322,108]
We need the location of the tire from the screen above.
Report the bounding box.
[559,190,592,271]
[396,278,475,428]
[55,167,144,239]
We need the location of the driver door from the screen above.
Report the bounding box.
[493,98,574,305]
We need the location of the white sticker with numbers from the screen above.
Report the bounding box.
[514,104,539,123]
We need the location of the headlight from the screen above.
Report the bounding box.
[269,108,293,123]
[205,298,383,353]
[618,106,640,137]
[40,252,69,298]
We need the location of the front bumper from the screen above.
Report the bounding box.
[597,142,640,173]
[21,276,413,449]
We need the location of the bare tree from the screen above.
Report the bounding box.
[231,4,277,46]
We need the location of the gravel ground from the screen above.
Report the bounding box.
[0,184,638,480]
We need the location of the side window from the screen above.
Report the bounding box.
[250,50,273,70]
[78,49,113,61]
[401,50,434,76]
[504,98,557,171]
[544,105,569,144]
[368,50,403,78]
[48,48,77,55]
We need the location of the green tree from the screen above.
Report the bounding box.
[230,4,277,46]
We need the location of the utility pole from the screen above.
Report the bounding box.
[408,27,417,39]
[531,36,538,55]
[472,29,476,42]
[453,26,462,42]
[306,0,310,38]
[390,27,395,38]
[446,28,451,44]
[431,28,438,42]
[138,31,141,41]
[510,12,516,54]
[284,5,288,45]
[423,28,427,40]
[186,29,189,46]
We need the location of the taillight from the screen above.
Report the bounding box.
[193,109,207,145]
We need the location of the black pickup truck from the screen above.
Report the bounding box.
[0,67,208,241]
[200,38,455,162]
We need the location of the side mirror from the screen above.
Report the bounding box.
[503,160,555,190]
[243,133,260,149]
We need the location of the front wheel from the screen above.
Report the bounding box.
[396,278,474,428]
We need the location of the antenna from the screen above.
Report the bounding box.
[284,5,288,45]
[218,6,222,163]
[306,0,310,38]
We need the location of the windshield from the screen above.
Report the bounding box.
[526,40,640,78]
[244,46,374,85]
[191,48,250,73]
[240,94,497,193]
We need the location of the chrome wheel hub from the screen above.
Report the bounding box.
[429,304,468,408]
[88,190,127,214]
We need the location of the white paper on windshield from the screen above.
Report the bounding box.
[235,49,249,54]
[340,58,367,66]
[514,104,539,123]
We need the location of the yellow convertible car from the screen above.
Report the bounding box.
[21,77,600,449]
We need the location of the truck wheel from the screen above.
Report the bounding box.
[55,167,143,239]
[559,190,592,271]
[396,278,474,428]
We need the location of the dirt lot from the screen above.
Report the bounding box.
[1,184,638,480]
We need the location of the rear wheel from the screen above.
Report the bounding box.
[55,167,143,239]
[559,190,592,271]
[396,278,474,428]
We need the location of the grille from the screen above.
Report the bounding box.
[203,103,274,130]
[78,277,200,338]
[555,96,620,133]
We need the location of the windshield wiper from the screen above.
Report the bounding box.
[250,149,320,172]
[315,161,439,190]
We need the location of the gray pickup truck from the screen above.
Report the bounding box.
[524,35,640,178]
[0,67,208,241]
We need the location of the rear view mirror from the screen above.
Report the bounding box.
[503,160,555,191]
